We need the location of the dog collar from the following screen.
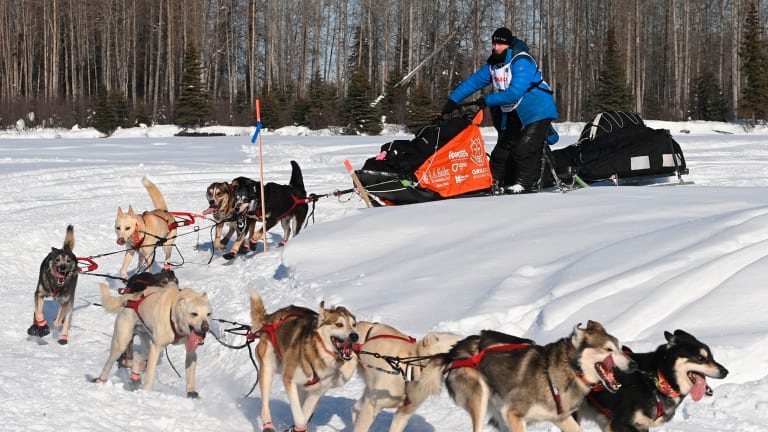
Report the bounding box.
[655,371,682,398]
[316,333,342,362]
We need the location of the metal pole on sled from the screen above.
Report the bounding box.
[252,99,268,252]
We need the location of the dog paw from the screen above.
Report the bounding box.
[237,244,250,255]
[125,375,142,391]
[223,252,236,260]
[27,322,51,338]
[186,391,199,399]
[91,377,107,384]
[57,338,68,345]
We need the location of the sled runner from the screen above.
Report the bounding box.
[355,105,493,206]
[542,111,689,189]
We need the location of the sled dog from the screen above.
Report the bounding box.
[580,329,728,432]
[203,181,237,250]
[249,292,358,432]
[224,161,309,259]
[92,282,211,398]
[28,225,79,344]
[429,321,635,432]
[352,321,461,432]
[115,177,177,278]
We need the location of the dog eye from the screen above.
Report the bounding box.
[191,312,199,317]
[335,323,343,328]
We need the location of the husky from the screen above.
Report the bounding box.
[114,177,177,278]
[92,281,211,398]
[203,181,237,250]
[580,329,729,432]
[249,292,358,432]
[28,225,79,345]
[427,321,636,432]
[351,321,462,432]
[224,161,309,260]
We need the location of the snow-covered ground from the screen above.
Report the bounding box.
[1,119,767,431]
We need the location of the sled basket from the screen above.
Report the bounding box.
[356,105,493,205]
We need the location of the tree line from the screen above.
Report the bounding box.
[1,0,768,134]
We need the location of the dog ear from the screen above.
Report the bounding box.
[571,323,586,347]
[664,330,676,345]
[117,207,124,217]
[128,205,136,216]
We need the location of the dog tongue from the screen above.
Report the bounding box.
[690,373,707,402]
[202,207,216,215]
[186,331,204,352]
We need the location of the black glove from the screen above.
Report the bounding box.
[475,97,486,108]
[441,99,458,114]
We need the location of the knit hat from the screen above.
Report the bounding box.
[491,27,514,45]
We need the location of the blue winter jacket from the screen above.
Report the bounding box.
[448,38,559,131]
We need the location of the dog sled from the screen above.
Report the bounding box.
[352,109,689,206]
[541,111,689,190]
[355,104,493,206]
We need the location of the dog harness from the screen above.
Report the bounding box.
[586,370,673,422]
[251,312,306,359]
[124,291,188,344]
[124,292,156,328]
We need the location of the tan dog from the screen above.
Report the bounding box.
[352,321,461,432]
[250,292,359,432]
[115,177,177,278]
[92,282,211,398]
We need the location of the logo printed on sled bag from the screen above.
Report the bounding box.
[451,162,468,172]
[470,138,485,166]
[449,149,469,160]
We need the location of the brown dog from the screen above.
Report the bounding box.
[28,225,79,345]
[250,292,358,432]
[203,181,237,250]
[114,177,177,278]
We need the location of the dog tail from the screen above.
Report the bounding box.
[407,354,449,404]
[63,224,75,251]
[99,283,128,313]
[249,290,267,330]
[289,160,306,195]
[142,177,169,211]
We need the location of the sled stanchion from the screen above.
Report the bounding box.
[344,160,373,208]
[255,99,268,252]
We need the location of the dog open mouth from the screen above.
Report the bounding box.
[185,326,208,353]
[53,266,72,285]
[331,336,355,361]
[688,371,709,401]
[202,204,219,215]
[595,353,622,392]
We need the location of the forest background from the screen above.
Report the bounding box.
[2,0,768,135]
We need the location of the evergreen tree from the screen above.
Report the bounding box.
[405,82,435,133]
[306,70,339,130]
[175,45,211,127]
[589,27,635,114]
[343,67,381,135]
[258,86,284,129]
[92,89,119,135]
[380,68,408,125]
[688,71,727,121]
[738,2,768,124]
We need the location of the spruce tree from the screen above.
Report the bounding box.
[405,82,435,133]
[306,70,339,130]
[343,67,381,135]
[738,2,768,124]
[92,89,119,135]
[689,71,727,121]
[589,27,635,115]
[175,45,211,127]
[380,68,408,125]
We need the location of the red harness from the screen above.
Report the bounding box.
[252,193,312,221]
[447,343,530,369]
[124,292,184,343]
[586,371,670,422]
[252,312,305,359]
